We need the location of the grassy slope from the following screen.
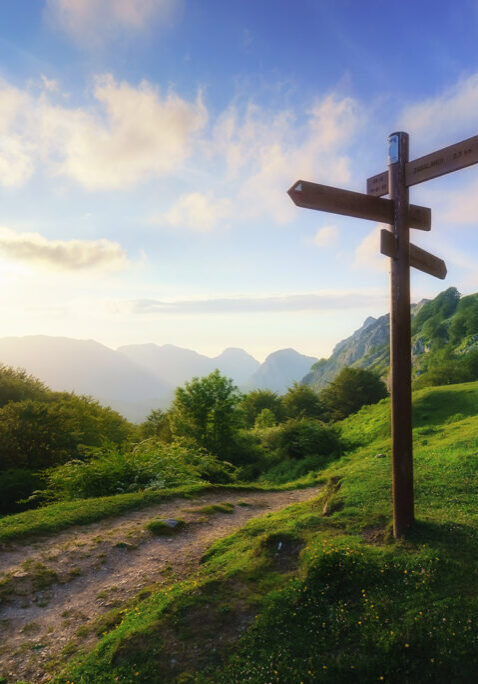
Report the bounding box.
[44,382,478,682]
[0,478,320,546]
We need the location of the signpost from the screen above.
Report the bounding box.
[288,129,478,537]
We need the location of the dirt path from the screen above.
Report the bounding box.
[0,485,322,683]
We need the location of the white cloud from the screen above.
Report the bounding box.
[354,224,388,273]
[400,71,478,147]
[43,75,207,189]
[46,0,178,45]
[312,225,339,247]
[213,94,362,223]
[161,192,231,232]
[0,227,126,272]
[0,74,207,190]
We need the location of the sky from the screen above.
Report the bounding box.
[1,1,478,361]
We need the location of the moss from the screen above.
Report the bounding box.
[146,518,186,535]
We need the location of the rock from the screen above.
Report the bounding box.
[375,453,386,458]
[164,519,180,528]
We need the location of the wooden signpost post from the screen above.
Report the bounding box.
[288,130,478,538]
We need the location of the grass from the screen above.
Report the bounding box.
[146,518,186,535]
[0,478,318,545]
[51,380,478,683]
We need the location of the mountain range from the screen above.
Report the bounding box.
[2,287,472,422]
[0,337,318,421]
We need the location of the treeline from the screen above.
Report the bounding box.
[0,363,387,514]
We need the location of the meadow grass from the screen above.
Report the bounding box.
[51,381,478,683]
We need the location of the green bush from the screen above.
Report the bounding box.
[0,469,45,514]
[247,419,343,484]
[0,364,49,409]
[277,418,343,460]
[239,389,284,427]
[321,367,388,421]
[45,440,233,500]
[0,394,133,471]
[282,382,324,420]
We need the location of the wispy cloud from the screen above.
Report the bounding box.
[400,71,478,148]
[0,227,126,271]
[158,192,231,232]
[113,291,386,315]
[312,225,339,247]
[45,0,179,46]
[214,94,362,223]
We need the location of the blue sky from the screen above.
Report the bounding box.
[1,1,478,360]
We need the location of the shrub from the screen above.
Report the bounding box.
[239,390,284,427]
[0,469,45,514]
[45,440,233,500]
[254,408,277,429]
[251,419,343,484]
[321,367,388,421]
[277,418,343,460]
[282,382,324,420]
[0,364,49,409]
[0,394,133,471]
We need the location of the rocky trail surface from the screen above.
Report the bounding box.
[0,485,322,683]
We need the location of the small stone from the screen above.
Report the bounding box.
[375,453,386,459]
[164,519,180,528]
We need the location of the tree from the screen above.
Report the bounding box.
[282,382,324,420]
[0,364,49,409]
[140,408,172,442]
[321,367,388,421]
[254,407,277,429]
[239,389,284,427]
[0,393,133,471]
[170,370,241,459]
[0,400,77,470]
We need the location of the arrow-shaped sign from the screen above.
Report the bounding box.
[288,180,431,230]
[367,133,478,197]
[380,229,447,280]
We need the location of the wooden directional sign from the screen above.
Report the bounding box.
[288,128,477,539]
[367,133,478,196]
[367,171,389,197]
[288,180,431,230]
[380,228,447,280]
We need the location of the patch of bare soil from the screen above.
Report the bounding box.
[0,485,322,683]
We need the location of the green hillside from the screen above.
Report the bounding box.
[305,286,478,392]
[53,381,478,683]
